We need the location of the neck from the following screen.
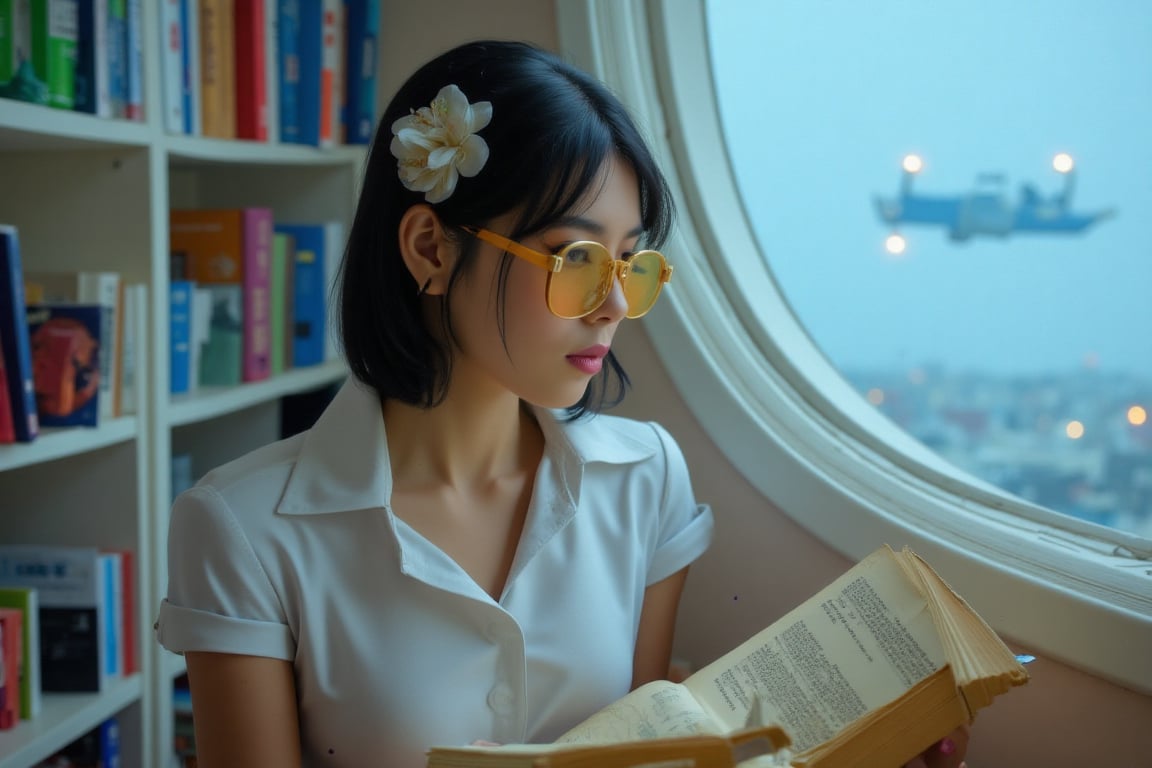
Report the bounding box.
[382,380,542,493]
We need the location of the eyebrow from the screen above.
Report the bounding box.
[550,215,645,240]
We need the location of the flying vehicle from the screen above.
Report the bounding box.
[874,153,1115,248]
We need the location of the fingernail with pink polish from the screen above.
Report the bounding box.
[939,738,956,755]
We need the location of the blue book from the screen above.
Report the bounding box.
[277,0,301,143]
[99,716,122,768]
[179,0,195,133]
[342,0,379,144]
[101,553,121,679]
[107,0,127,118]
[25,303,103,428]
[275,224,325,366]
[0,225,39,442]
[290,0,322,146]
[169,280,194,394]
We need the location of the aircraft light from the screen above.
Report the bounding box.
[885,234,907,255]
[1053,153,1075,173]
[902,154,924,174]
[866,388,885,406]
[1065,420,1085,440]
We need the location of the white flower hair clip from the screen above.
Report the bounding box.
[389,84,493,204]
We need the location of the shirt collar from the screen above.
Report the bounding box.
[277,377,657,516]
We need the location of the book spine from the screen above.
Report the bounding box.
[77,271,121,422]
[276,224,324,366]
[341,0,378,145]
[99,716,121,767]
[263,0,278,143]
[100,552,121,679]
[123,0,141,119]
[114,549,136,676]
[169,280,193,394]
[276,0,299,143]
[317,0,339,147]
[179,0,198,134]
[199,0,236,138]
[30,0,78,110]
[159,0,183,132]
[292,0,320,145]
[322,220,343,362]
[106,0,126,117]
[0,335,15,443]
[0,587,42,719]
[242,208,273,382]
[234,0,267,141]
[0,608,21,729]
[0,226,39,442]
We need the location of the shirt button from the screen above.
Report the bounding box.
[487,683,515,715]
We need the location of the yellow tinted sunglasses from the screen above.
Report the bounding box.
[463,227,673,319]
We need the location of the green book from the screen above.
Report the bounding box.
[29,0,77,110]
[0,586,41,720]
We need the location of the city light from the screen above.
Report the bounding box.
[1052,152,1075,174]
[1065,420,1085,439]
[885,234,907,256]
[902,154,924,174]
[1129,406,1148,426]
[866,388,885,405]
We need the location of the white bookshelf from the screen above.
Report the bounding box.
[0,3,365,765]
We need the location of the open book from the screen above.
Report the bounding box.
[428,545,1029,767]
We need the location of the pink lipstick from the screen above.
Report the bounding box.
[566,345,609,375]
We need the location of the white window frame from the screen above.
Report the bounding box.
[556,0,1152,693]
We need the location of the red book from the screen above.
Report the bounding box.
[234,0,267,141]
[0,607,22,730]
[0,335,14,443]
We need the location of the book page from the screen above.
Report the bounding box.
[684,547,948,753]
[554,679,722,744]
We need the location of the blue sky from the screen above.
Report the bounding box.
[707,0,1151,378]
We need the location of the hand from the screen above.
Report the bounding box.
[902,723,970,768]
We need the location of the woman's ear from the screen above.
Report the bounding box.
[398,204,455,296]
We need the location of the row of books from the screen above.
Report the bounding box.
[0,545,138,731]
[0,0,145,120]
[161,0,381,145]
[0,225,146,443]
[169,207,343,394]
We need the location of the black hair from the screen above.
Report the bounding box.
[338,40,674,418]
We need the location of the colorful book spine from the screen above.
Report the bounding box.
[241,207,273,381]
[160,0,184,132]
[25,302,102,427]
[0,607,21,729]
[29,0,78,110]
[0,335,15,443]
[180,0,199,134]
[199,0,236,138]
[73,0,111,116]
[100,552,121,679]
[341,0,378,144]
[318,0,339,148]
[106,0,126,117]
[275,223,325,366]
[234,0,267,141]
[291,0,321,145]
[269,231,294,375]
[276,0,299,142]
[123,0,141,119]
[169,280,193,394]
[0,586,41,719]
[0,225,39,442]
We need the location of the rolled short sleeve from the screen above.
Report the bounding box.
[646,422,715,585]
[155,485,295,660]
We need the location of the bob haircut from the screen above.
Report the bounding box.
[339,40,675,418]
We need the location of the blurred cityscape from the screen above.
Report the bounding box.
[844,365,1152,539]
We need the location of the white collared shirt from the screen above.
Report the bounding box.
[156,378,713,767]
